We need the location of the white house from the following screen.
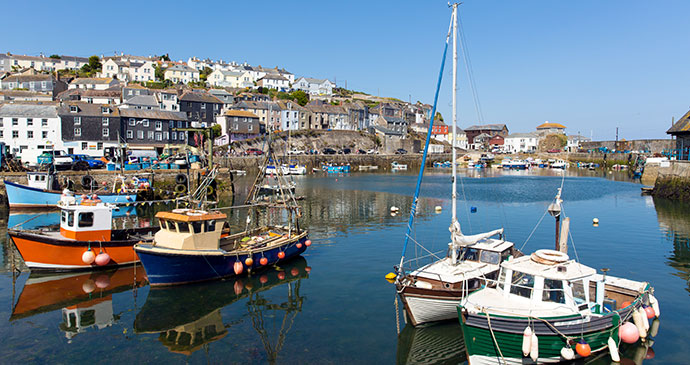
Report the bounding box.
[566,134,591,152]
[0,103,64,165]
[257,74,290,91]
[68,77,119,90]
[164,64,200,84]
[294,77,335,96]
[208,70,252,88]
[99,59,156,82]
[504,132,538,153]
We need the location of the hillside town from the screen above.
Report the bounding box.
[0,51,605,166]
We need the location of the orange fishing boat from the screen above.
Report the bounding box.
[9,193,156,272]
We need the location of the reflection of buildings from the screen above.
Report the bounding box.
[652,196,690,292]
[134,257,309,361]
[11,266,147,341]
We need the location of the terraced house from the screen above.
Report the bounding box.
[58,102,120,155]
[120,109,189,151]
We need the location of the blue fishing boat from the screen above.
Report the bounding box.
[322,163,351,173]
[4,172,137,208]
[134,209,309,286]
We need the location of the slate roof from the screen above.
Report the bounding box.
[71,77,116,85]
[667,110,690,134]
[0,103,58,118]
[166,64,198,73]
[370,125,403,136]
[124,95,158,107]
[506,132,538,139]
[179,91,222,104]
[464,124,507,131]
[58,102,119,116]
[2,74,54,82]
[119,108,187,120]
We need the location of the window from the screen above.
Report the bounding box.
[510,271,534,299]
[137,130,144,139]
[102,117,109,126]
[177,121,183,128]
[177,222,190,233]
[27,131,33,138]
[12,130,18,138]
[126,130,133,139]
[12,118,18,126]
[101,107,109,114]
[248,124,253,132]
[27,118,33,126]
[82,142,87,150]
[155,121,162,130]
[169,121,174,128]
[41,81,47,89]
[234,123,238,130]
[480,250,501,265]
[201,103,206,110]
[102,128,109,137]
[42,118,48,126]
[179,132,185,140]
[543,279,565,304]
[205,220,216,232]
[0,131,3,138]
[192,221,203,233]
[172,132,177,140]
[97,142,103,150]
[67,211,74,227]
[74,117,81,125]
[163,132,169,140]
[74,128,81,137]
[129,118,135,126]
[61,210,67,223]
[147,131,154,139]
[571,280,588,307]
[155,132,162,141]
[142,119,149,127]
[78,212,94,227]
[70,105,78,113]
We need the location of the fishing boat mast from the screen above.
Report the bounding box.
[451,3,458,226]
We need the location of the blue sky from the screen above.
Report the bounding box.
[5,0,689,140]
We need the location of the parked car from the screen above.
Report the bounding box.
[357,149,367,154]
[68,154,105,170]
[37,150,73,170]
[245,148,264,156]
[367,149,379,154]
[339,148,351,155]
[395,148,408,155]
[287,148,305,155]
[322,147,337,155]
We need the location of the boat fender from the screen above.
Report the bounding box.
[575,339,591,357]
[649,319,660,338]
[529,333,539,362]
[644,305,655,319]
[632,308,647,338]
[278,251,286,259]
[260,257,268,266]
[233,261,244,275]
[174,184,187,194]
[305,240,312,247]
[608,337,620,362]
[95,252,110,266]
[385,272,397,281]
[560,346,575,360]
[82,249,96,264]
[649,294,660,318]
[639,307,650,332]
[175,174,188,185]
[245,258,254,267]
[620,321,640,343]
[522,327,532,356]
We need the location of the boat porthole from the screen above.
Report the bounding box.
[444,283,451,288]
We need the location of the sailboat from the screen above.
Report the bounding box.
[393,3,518,326]
[458,189,660,364]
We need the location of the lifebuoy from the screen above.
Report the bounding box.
[206,185,214,196]
[174,184,187,194]
[81,175,94,189]
[531,249,569,265]
[175,174,188,185]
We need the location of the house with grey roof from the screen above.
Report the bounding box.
[504,132,538,153]
[0,72,67,98]
[164,64,200,84]
[121,95,159,110]
[58,102,121,156]
[68,77,120,91]
[257,74,289,92]
[464,124,508,144]
[294,77,335,96]
[120,108,189,149]
[0,103,63,164]
[179,91,222,126]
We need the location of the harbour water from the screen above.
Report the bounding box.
[0,169,687,364]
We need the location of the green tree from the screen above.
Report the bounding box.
[87,55,101,72]
[48,54,61,59]
[211,124,222,139]
[159,54,170,61]
[434,111,443,122]
[199,66,213,81]
[154,65,165,81]
[290,90,309,106]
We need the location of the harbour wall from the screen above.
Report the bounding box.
[649,160,690,201]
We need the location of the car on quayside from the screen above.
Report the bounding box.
[366,149,379,154]
[287,148,305,155]
[321,147,337,155]
[68,154,105,170]
[395,148,408,155]
[244,148,264,156]
[339,148,351,155]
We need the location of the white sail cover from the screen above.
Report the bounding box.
[449,220,503,247]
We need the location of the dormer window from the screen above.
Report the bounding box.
[101,107,109,114]
[70,105,78,113]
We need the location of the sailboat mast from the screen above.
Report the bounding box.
[451,3,458,224]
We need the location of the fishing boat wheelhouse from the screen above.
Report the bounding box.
[9,194,156,271]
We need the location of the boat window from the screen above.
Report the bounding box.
[177,222,190,233]
[459,248,480,261]
[509,271,534,299]
[542,279,565,304]
[78,212,94,227]
[61,210,67,223]
[159,219,167,230]
[67,211,74,227]
[571,280,587,306]
[192,222,203,233]
[206,220,216,232]
[479,250,500,265]
[497,268,507,290]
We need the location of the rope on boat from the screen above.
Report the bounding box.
[518,207,549,252]
[483,309,507,364]
[10,214,44,229]
[395,296,400,335]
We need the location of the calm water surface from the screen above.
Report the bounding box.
[0,169,687,364]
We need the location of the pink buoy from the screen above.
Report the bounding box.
[644,306,656,319]
[233,261,244,275]
[82,250,96,264]
[619,322,640,344]
[95,275,110,289]
[81,194,88,200]
[278,251,285,259]
[296,243,303,249]
[94,252,110,266]
[305,240,312,247]
[82,279,96,293]
[91,194,98,200]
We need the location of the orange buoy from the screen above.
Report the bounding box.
[305,266,312,273]
[575,340,591,357]
[644,306,655,319]
[278,251,286,259]
[260,275,268,284]
[291,267,299,277]
[296,243,303,249]
[305,240,312,247]
[245,257,254,266]
[82,279,96,293]
[260,257,268,265]
[621,301,632,309]
[95,275,110,289]
[82,250,96,264]
[620,322,640,343]
[645,347,655,359]
[95,252,110,266]
[278,271,286,280]
[233,261,244,275]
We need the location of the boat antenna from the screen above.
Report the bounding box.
[398,5,455,276]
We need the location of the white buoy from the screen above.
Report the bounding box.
[593,218,599,224]
[390,206,400,213]
[530,333,539,362]
[608,337,620,362]
[560,346,575,360]
[435,205,442,213]
[649,294,660,318]
[649,319,660,338]
[522,327,532,356]
[633,308,648,338]
[639,307,650,332]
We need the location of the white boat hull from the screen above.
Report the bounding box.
[468,354,562,365]
[401,293,462,325]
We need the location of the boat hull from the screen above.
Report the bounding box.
[135,234,308,286]
[400,290,464,325]
[9,228,155,271]
[458,303,638,364]
[4,180,137,208]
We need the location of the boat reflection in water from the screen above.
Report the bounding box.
[396,321,466,364]
[10,265,147,341]
[134,257,309,358]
